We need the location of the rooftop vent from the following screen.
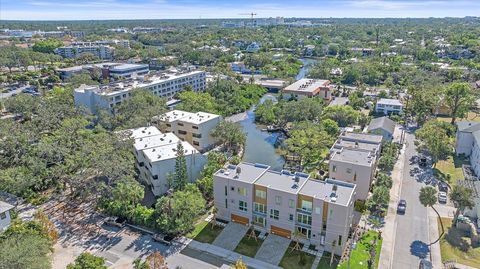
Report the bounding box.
[331,196,337,203]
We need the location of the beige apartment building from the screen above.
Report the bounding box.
[154,110,222,152]
[213,162,356,255]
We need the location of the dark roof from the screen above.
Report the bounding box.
[367,116,396,135]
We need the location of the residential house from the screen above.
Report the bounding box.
[367,116,396,141]
[375,98,403,115]
[246,42,261,53]
[0,201,14,232]
[213,162,356,255]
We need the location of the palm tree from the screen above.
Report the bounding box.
[450,185,475,225]
[419,186,443,245]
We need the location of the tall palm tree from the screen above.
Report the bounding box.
[450,185,475,225]
[419,186,443,245]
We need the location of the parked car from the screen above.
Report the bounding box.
[397,199,407,214]
[438,182,448,193]
[152,233,174,246]
[419,259,433,269]
[438,192,447,203]
[419,157,427,167]
[104,217,125,228]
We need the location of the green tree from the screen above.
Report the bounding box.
[174,141,188,191]
[156,184,206,235]
[0,233,52,269]
[67,72,99,87]
[416,120,452,167]
[322,105,360,127]
[444,82,475,125]
[419,186,443,245]
[176,91,217,114]
[67,252,107,269]
[368,186,390,215]
[450,185,475,225]
[32,39,63,54]
[211,121,246,154]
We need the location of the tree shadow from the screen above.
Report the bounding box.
[410,240,429,259]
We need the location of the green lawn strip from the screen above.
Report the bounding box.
[337,230,382,269]
[438,217,480,268]
[234,230,264,257]
[434,154,468,186]
[186,220,224,244]
[279,242,316,269]
[317,254,340,269]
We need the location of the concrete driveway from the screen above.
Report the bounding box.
[212,222,248,251]
[254,234,290,265]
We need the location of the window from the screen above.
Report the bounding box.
[297,213,312,226]
[178,122,184,126]
[329,209,333,219]
[270,209,279,220]
[225,199,228,208]
[353,173,357,181]
[166,123,171,127]
[152,175,158,180]
[193,141,200,146]
[224,186,227,196]
[315,207,321,214]
[192,126,198,130]
[231,186,235,191]
[239,201,247,211]
[288,199,295,208]
[178,130,187,135]
[346,168,352,174]
[0,212,6,219]
[254,202,266,214]
[301,200,313,212]
[275,196,282,205]
[289,214,294,221]
[296,226,311,238]
[238,187,247,196]
[338,235,342,246]
[253,215,266,227]
[332,165,337,172]
[138,161,144,167]
[193,133,202,138]
[255,189,266,199]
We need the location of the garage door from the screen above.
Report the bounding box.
[271,225,291,238]
[231,214,249,225]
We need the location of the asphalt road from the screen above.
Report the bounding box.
[391,129,431,268]
[0,85,29,99]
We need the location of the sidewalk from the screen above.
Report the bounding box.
[186,240,282,269]
[378,141,407,269]
[428,208,443,269]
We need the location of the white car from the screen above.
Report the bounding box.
[438,192,447,203]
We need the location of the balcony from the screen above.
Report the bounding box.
[297,207,313,214]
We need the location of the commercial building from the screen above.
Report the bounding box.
[129,126,207,196]
[154,110,222,152]
[0,201,14,232]
[54,44,114,60]
[375,98,403,115]
[283,79,332,102]
[74,70,206,114]
[57,62,149,81]
[213,162,356,255]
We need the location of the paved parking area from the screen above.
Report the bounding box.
[212,222,248,251]
[254,234,290,265]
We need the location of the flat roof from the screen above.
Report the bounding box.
[159,110,220,124]
[215,162,270,184]
[57,66,83,72]
[129,126,163,140]
[134,133,179,151]
[110,63,149,71]
[377,98,402,106]
[339,132,383,144]
[332,139,380,154]
[329,97,349,106]
[143,140,198,163]
[255,170,308,194]
[330,148,375,166]
[299,179,355,206]
[284,79,330,94]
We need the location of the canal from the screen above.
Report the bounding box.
[240,58,317,170]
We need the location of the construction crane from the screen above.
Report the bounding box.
[238,12,257,19]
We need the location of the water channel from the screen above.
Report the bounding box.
[240,58,317,170]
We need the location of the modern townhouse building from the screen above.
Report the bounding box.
[74,70,206,114]
[213,162,356,255]
[328,147,376,201]
[0,201,14,232]
[455,121,480,177]
[129,126,207,196]
[54,44,114,60]
[154,110,221,152]
[283,79,333,102]
[375,98,403,115]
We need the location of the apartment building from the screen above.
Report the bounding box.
[154,110,221,152]
[375,98,403,115]
[129,126,207,196]
[54,44,114,60]
[283,79,332,102]
[213,162,356,255]
[72,39,130,48]
[0,201,14,232]
[74,70,206,114]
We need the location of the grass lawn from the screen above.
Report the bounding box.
[434,154,468,186]
[337,230,382,269]
[279,242,316,269]
[438,217,480,268]
[186,220,224,244]
[317,253,340,269]
[234,229,264,257]
[437,111,480,123]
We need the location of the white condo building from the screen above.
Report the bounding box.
[154,110,222,152]
[74,71,206,114]
[55,44,114,60]
[129,126,207,196]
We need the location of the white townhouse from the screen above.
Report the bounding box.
[375,98,403,115]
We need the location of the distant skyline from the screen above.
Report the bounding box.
[2,0,480,21]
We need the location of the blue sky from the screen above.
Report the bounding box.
[2,0,480,20]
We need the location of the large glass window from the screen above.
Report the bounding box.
[297,213,312,226]
[296,226,311,239]
[288,199,295,208]
[238,187,247,196]
[255,189,266,199]
[269,209,279,220]
[301,200,313,212]
[239,201,247,211]
[275,196,282,205]
[253,215,266,227]
[254,202,266,214]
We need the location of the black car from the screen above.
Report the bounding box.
[152,233,174,245]
[397,199,407,214]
